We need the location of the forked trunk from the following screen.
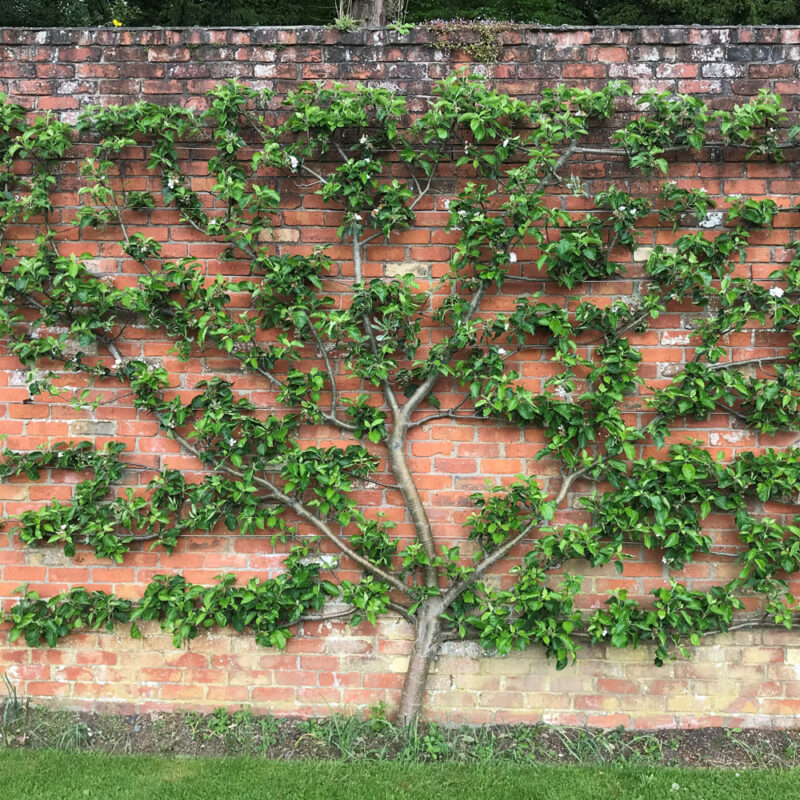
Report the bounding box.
[397,600,443,725]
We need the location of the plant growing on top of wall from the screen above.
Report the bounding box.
[3,75,800,722]
[424,18,513,62]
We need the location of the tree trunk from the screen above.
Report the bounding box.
[351,0,386,25]
[397,599,443,725]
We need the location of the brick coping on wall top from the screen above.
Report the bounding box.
[3,25,800,39]
[3,24,800,59]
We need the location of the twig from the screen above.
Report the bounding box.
[299,309,358,432]
[408,393,474,429]
[299,163,329,186]
[717,403,750,422]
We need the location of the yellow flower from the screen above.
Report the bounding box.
[112,18,122,26]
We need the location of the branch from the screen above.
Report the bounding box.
[351,228,401,418]
[356,135,444,245]
[387,138,423,198]
[402,141,580,424]
[112,532,161,542]
[440,465,592,608]
[497,273,545,283]
[611,308,652,341]
[21,294,47,312]
[577,616,786,642]
[381,285,491,590]
[307,319,340,415]
[538,140,578,191]
[349,230,441,587]
[705,355,791,372]
[407,147,443,213]
[401,282,489,420]
[345,470,399,490]
[246,475,413,597]
[285,600,414,629]
[716,402,750,422]
[387,601,415,623]
[253,354,355,433]
[99,334,123,364]
[299,163,329,186]
[301,311,358,433]
[441,616,792,646]
[382,142,584,590]
[286,607,357,627]
[574,141,798,158]
[251,363,284,390]
[407,393,475,429]
[152,412,411,596]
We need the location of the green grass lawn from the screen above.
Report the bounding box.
[0,749,799,800]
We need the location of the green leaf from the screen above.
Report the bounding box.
[622,442,636,460]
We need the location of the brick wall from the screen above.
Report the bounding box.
[3,25,800,728]
[5,622,800,728]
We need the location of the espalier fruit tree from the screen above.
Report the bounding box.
[2,74,800,722]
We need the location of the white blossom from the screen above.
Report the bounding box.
[228,438,237,447]
[770,286,785,298]
[508,252,518,263]
[497,348,508,356]
[354,213,363,221]
[601,628,608,637]
[288,155,299,171]
[359,134,369,144]
[502,138,510,147]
